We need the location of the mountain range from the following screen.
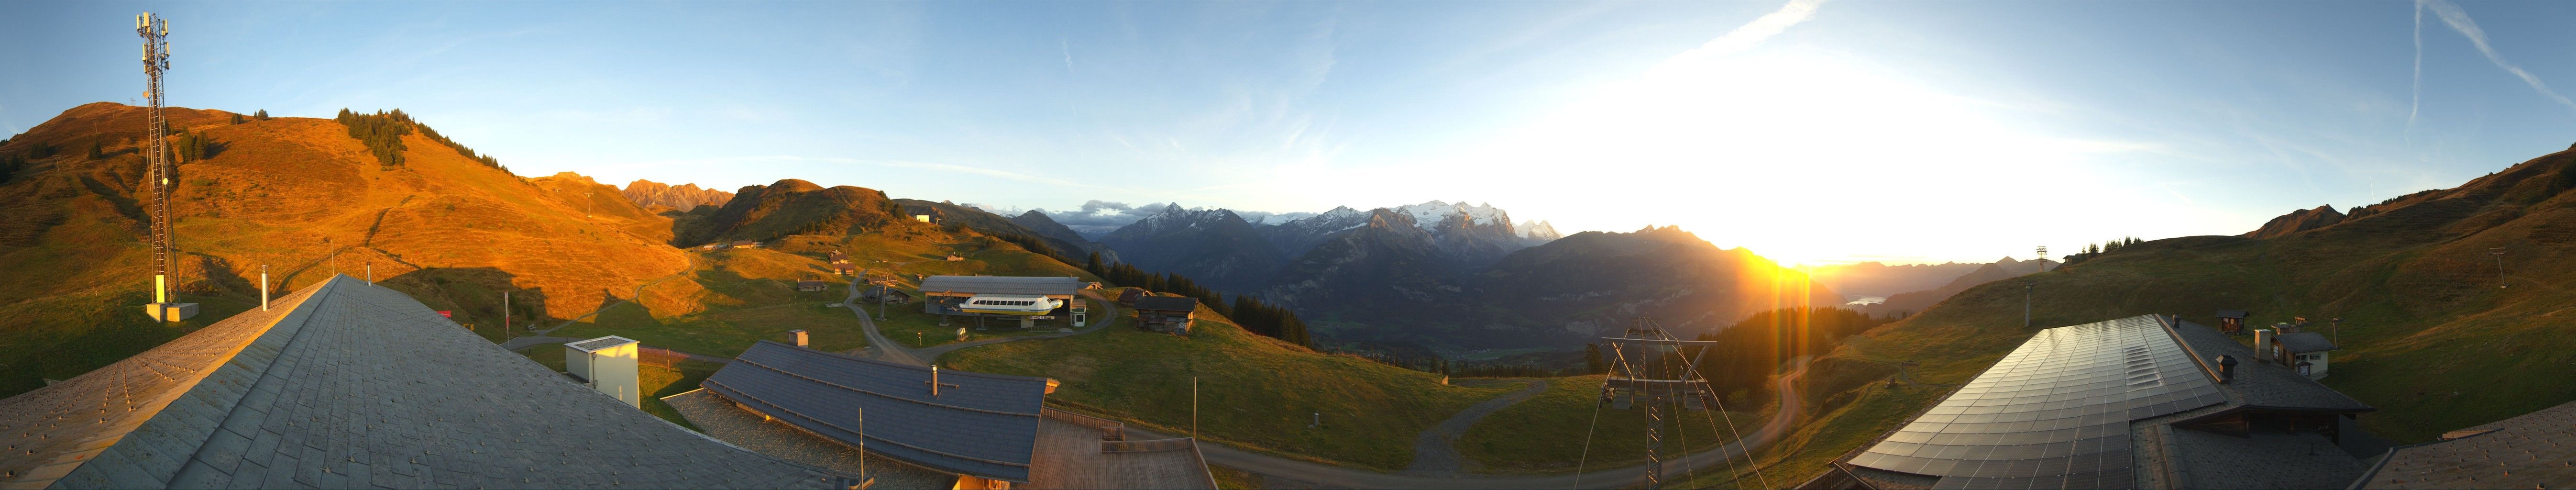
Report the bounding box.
[620,179,733,211]
[1074,199,1846,350]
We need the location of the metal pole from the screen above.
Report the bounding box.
[259,265,269,311]
[504,290,511,334]
[1191,376,1199,439]
[2024,283,2033,328]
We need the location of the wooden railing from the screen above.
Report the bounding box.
[1101,437,1197,453]
[1041,407,1125,441]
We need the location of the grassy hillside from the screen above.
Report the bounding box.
[0,103,688,397]
[1740,146,2576,485]
[1454,376,1762,474]
[553,228,1100,357]
[943,301,1519,473]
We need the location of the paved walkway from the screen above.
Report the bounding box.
[1403,379,1552,476]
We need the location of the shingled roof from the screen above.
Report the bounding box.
[0,275,852,490]
[1130,296,1200,313]
[701,341,1052,483]
[2353,399,2576,488]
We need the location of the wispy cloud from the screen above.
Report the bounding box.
[1059,38,1075,74]
[2408,1,2422,134]
[1655,0,1826,72]
[2422,0,2576,111]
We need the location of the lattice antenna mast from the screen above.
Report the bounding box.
[1599,317,1727,490]
[140,12,176,309]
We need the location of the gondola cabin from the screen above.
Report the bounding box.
[958,295,1064,316]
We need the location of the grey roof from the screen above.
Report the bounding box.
[2167,318,2371,411]
[702,341,1051,482]
[568,335,637,352]
[2274,332,2338,353]
[2354,399,2576,489]
[2215,310,2248,319]
[1130,297,1200,313]
[0,275,852,490]
[917,276,1082,297]
[1843,315,2228,489]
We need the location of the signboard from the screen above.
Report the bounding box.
[437,310,452,318]
[1031,316,1056,320]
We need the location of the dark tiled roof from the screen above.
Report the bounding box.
[2355,399,2576,489]
[2160,426,2363,489]
[2215,310,2248,319]
[917,276,1082,297]
[0,276,850,489]
[1131,297,1200,313]
[702,342,1050,482]
[2166,319,2370,411]
[2274,332,2338,353]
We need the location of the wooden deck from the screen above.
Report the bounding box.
[1025,417,1218,489]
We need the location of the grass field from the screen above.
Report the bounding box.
[942,303,1518,473]
[1454,375,1762,475]
[514,344,726,430]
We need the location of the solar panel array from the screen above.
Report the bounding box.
[1847,315,2227,490]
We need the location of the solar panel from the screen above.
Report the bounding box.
[1850,315,2227,490]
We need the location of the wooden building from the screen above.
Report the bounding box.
[2272,331,2339,379]
[1130,296,1199,336]
[2215,309,2248,335]
[731,240,760,249]
[1115,288,1146,306]
[795,279,830,292]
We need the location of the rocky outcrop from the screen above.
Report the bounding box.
[621,179,734,210]
[2243,205,2348,239]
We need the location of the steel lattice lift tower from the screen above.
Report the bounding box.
[138,12,196,322]
[1600,317,1725,489]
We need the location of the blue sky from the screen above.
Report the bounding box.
[5,1,2573,265]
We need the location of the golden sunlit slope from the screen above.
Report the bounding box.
[0,102,686,397]
[1748,145,2576,484]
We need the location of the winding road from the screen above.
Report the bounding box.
[1405,379,1553,475]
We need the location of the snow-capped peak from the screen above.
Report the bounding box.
[1388,200,1509,231]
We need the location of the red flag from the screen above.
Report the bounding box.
[437,310,452,318]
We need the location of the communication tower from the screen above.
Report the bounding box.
[138,12,197,322]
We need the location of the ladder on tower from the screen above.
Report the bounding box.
[1598,317,1726,490]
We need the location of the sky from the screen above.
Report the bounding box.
[6,1,2574,266]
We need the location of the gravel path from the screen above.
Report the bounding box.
[1403,379,1552,476]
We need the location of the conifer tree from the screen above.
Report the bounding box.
[253,109,269,120]
[1585,344,1606,374]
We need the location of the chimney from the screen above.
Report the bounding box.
[2253,329,2274,361]
[2215,355,2238,383]
[788,329,808,347]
